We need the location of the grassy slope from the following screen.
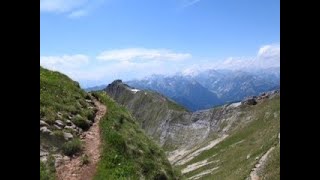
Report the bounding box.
[92,92,181,180]
[40,66,94,123]
[105,85,189,143]
[40,67,97,180]
[258,142,280,180]
[177,96,280,180]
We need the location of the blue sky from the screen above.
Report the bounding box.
[40,0,280,88]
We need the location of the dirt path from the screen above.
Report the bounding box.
[56,98,107,180]
[249,146,275,180]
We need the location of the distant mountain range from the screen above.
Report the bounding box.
[86,67,280,111]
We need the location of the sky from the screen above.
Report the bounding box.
[40,0,280,88]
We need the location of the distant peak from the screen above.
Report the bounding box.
[111,79,123,85]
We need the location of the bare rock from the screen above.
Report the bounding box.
[66,120,73,126]
[241,97,257,105]
[85,99,93,103]
[57,112,63,117]
[40,126,52,134]
[40,156,47,162]
[54,156,64,167]
[63,156,70,161]
[40,120,49,127]
[63,132,74,140]
[55,120,65,127]
[78,128,83,134]
[247,154,251,159]
[40,150,49,157]
[54,125,62,130]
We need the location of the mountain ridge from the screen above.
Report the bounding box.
[86,67,279,111]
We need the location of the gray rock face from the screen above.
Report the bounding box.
[55,120,65,127]
[85,99,93,103]
[63,132,74,140]
[54,124,62,130]
[66,120,73,126]
[63,156,70,161]
[241,97,257,105]
[40,126,52,134]
[40,150,49,157]
[57,112,63,117]
[53,154,64,167]
[40,120,49,127]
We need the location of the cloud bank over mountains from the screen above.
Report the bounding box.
[40,43,279,88]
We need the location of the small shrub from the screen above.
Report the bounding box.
[40,156,56,180]
[154,171,168,180]
[52,130,64,140]
[62,138,82,156]
[81,154,90,166]
[119,115,125,124]
[84,109,95,121]
[73,115,90,130]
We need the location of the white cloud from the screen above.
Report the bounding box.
[39,44,279,87]
[40,54,89,71]
[182,43,280,75]
[96,48,192,61]
[68,9,88,18]
[257,44,280,59]
[40,0,105,18]
[181,0,201,8]
[40,0,88,13]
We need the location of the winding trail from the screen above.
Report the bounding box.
[249,146,275,180]
[56,98,107,180]
[249,133,280,180]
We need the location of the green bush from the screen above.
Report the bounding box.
[40,159,55,180]
[62,138,82,156]
[72,115,90,130]
[52,130,64,140]
[84,109,95,121]
[81,154,90,166]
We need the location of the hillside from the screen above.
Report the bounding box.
[40,66,97,179]
[104,80,280,179]
[172,95,280,179]
[40,67,179,180]
[92,92,179,179]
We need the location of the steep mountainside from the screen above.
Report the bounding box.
[40,67,178,180]
[105,80,280,179]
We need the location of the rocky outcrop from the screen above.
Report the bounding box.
[242,97,257,105]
